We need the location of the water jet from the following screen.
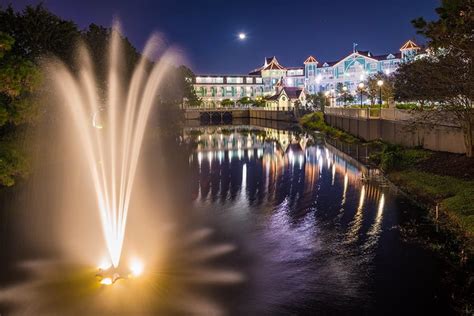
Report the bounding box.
[50,22,175,270]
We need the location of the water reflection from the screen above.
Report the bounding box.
[0,123,452,315]
[183,125,394,312]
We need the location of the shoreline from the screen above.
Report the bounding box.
[300,112,473,313]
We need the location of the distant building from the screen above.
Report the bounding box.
[191,40,421,107]
[265,83,307,111]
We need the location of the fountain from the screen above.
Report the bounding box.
[50,23,175,274]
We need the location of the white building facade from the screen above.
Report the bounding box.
[192,40,421,107]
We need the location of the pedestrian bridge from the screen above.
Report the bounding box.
[183,107,297,123]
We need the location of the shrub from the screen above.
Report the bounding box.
[395,103,418,110]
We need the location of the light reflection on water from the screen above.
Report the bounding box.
[0,123,452,315]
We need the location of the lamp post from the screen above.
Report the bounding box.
[330,89,335,107]
[358,82,365,107]
[377,80,384,108]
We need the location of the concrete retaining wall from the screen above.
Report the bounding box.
[183,108,297,122]
[325,114,466,154]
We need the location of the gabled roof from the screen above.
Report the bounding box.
[400,40,420,51]
[263,56,285,70]
[304,55,318,64]
[322,51,378,69]
[266,87,304,102]
[281,87,304,100]
[372,52,402,61]
[250,56,285,74]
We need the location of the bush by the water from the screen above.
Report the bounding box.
[300,112,358,143]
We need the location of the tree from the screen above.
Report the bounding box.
[0,4,80,64]
[335,83,353,106]
[367,72,395,106]
[394,58,441,107]
[0,32,41,186]
[238,96,253,107]
[82,23,141,91]
[252,97,266,107]
[411,0,474,156]
[221,99,234,107]
[307,92,329,112]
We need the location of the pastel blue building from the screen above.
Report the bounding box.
[192,40,421,107]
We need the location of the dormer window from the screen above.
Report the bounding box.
[387,54,395,59]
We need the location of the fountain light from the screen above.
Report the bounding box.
[98,259,112,271]
[51,22,176,270]
[129,258,144,277]
[100,277,113,285]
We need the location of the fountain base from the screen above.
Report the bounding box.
[96,266,129,285]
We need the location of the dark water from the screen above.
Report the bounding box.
[0,121,455,315]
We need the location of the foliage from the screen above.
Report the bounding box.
[366,72,394,106]
[82,23,141,91]
[402,0,474,156]
[372,143,431,171]
[306,92,329,111]
[300,112,358,143]
[390,170,474,235]
[0,4,80,63]
[395,103,419,110]
[393,58,442,107]
[252,98,266,107]
[238,96,250,104]
[220,99,234,107]
[0,32,40,186]
[0,137,29,186]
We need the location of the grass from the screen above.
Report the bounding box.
[300,112,358,143]
[369,142,474,255]
[389,170,474,236]
[371,143,474,237]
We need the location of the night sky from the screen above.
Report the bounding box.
[5,0,438,74]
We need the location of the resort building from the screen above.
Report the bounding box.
[265,82,307,110]
[191,40,421,108]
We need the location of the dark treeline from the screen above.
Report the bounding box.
[0,4,198,186]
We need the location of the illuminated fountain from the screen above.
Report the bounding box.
[50,23,175,279]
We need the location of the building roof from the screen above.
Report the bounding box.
[266,86,304,102]
[400,40,420,51]
[372,52,402,60]
[304,55,318,64]
[282,87,304,99]
[262,56,285,70]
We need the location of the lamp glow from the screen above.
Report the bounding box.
[130,258,144,277]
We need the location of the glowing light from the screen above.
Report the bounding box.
[129,258,144,277]
[51,23,177,268]
[377,80,384,87]
[98,259,112,271]
[238,33,246,40]
[100,277,113,285]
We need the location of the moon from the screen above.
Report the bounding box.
[238,32,246,40]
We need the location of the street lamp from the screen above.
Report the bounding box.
[377,80,384,107]
[358,82,365,107]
